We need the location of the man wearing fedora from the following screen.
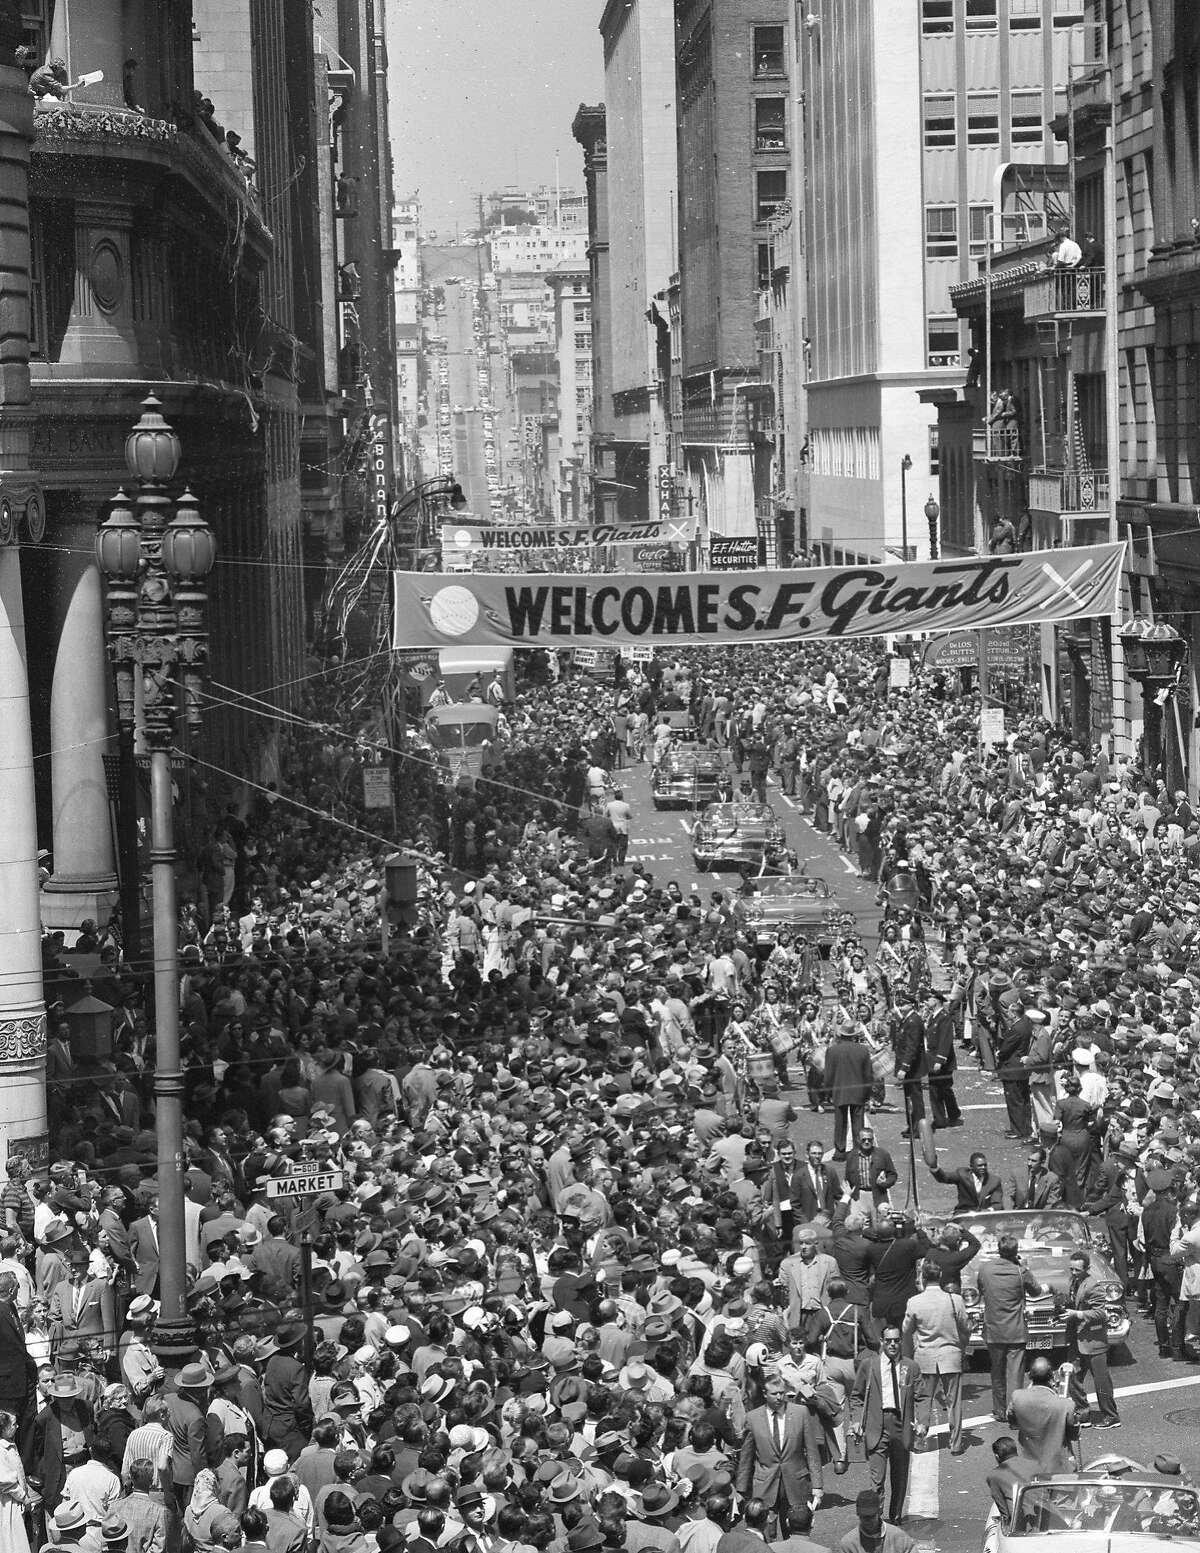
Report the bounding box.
[262,1322,312,1462]
[35,1222,76,1305]
[32,1369,92,1514]
[48,1249,117,1361]
[164,1362,211,1509]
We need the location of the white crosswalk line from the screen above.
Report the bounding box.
[903,1447,940,1520]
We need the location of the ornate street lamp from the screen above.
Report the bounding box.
[924,493,941,560]
[95,395,215,1367]
[1119,614,1188,788]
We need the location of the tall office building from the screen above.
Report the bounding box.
[803,0,1082,562]
[675,0,788,548]
[581,0,677,528]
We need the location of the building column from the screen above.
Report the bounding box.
[0,546,47,1173]
[41,517,118,929]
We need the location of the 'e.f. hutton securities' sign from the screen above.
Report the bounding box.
[441,522,665,551]
[394,543,1125,650]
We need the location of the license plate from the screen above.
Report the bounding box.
[1026,1335,1055,1349]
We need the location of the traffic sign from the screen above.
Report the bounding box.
[266,1168,346,1200]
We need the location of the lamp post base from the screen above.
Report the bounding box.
[151,1314,198,1371]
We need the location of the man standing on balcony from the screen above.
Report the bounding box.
[1049,226,1082,268]
[1079,231,1104,269]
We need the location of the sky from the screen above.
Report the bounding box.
[387,1,606,235]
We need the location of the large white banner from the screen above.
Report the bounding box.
[393,543,1126,649]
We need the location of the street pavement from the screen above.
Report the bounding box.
[612,749,1200,1552]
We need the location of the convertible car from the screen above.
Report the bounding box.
[928,1209,1129,1355]
[651,749,728,809]
[988,1457,1200,1551]
[735,873,838,946]
[692,800,787,872]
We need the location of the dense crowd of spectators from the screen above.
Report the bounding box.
[10,638,1200,1552]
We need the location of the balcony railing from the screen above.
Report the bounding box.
[1024,266,1106,318]
[973,425,1024,462]
[1029,466,1109,514]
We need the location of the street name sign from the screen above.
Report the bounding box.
[266,1168,346,1200]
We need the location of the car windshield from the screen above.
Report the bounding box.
[702,802,775,827]
[1012,1481,1200,1539]
[955,1211,1089,1253]
[756,877,828,900]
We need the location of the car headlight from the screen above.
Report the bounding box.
[962,1286,980,1307]
[1102,1283,1123,1302]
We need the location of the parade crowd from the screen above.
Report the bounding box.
[11,638,1200,1553]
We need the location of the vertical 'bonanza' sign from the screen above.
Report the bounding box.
[371,415,390,527]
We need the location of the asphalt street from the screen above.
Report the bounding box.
[613,748,1200,1552]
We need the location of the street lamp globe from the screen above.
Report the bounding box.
[125,394,182,484]
[162,490,216,581]
[94,491,142,581]
[924,494,940,524]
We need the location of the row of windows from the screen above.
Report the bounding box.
[811,426,881,481]
[924,90,1047,149]
[926,202,993,258]
[923,0,1084,34]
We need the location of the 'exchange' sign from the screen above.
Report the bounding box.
[393,544,1125,649]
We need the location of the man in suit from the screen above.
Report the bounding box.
[865,1214,931,1328]
[901,1261,971,1454]
[48,1248,117,1357]
[977,1235,1047,1421]
[1008,1146,1063,1210]
[891,993,927,1139]
[849,1326,916,1524]
[0,1270,35,1464]
[735,1370,824,1532]
[924,993,962,1130]
[793,1142,841,1225]
[127,1192,161,1297]
[995,1003,1035,1142]
[843,1128,897,1209]
[1008,1355,1079,1473]
[822,1032,874,1161]
[1082,1155,1133,1291]
[249,1215,301,1296]
[929,1150,1004,1214]
[1063,1249,1119,1427]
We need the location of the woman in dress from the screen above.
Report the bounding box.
[0,1408,31,1553]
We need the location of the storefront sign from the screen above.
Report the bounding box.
[441,523,663,550]
[709,536,760,570]
[393,543,1126,650]
[922,629,1032,672]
